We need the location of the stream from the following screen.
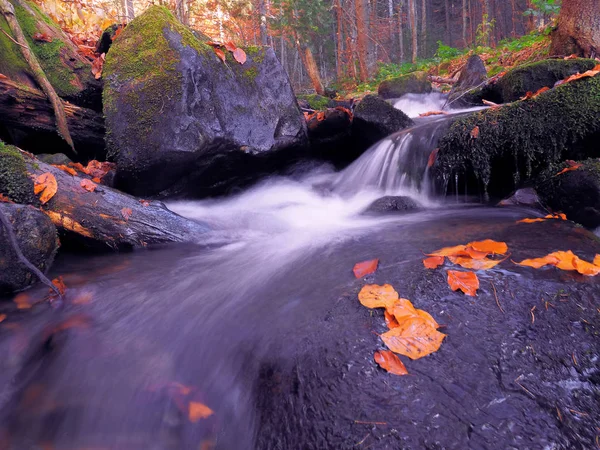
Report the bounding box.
[0,95,598,449]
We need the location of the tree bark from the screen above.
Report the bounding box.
[355,0,369,81]
[445,0,452,45]
[550,0,600,57]
[420,0,426,56]
[398,0,404,62]
[0,78,105,160]
[294,33,325,95]
[258,0,268,46]
[408,0,417,63]
[462,0,468,45]
[335,0,344,79]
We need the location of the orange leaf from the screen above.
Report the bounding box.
[54,164,77,176]
[448,255,507,270]
[380,317,446,360]
[91,177,101,183]
[224,41,237,52]
[32,32,52,42]
[84,160,115,179]
[13,293,33,309]
[91,53,105,79]
[233,47,247,64]
[514,254,560,268]
[467,239,508,255]
[69,162,86,173]
[594,254,600,267]
[447,270,479,296]
[572,257,600,276]
[358,284,398,309]
[386,298,439,329]
[80,179,97,192]
[470,126,480,139]
[551,250,578,271]
[353,258,379,278]
[517,217,546,223]
[34,172,58,205]
[139,199,150,207]
[564,54,578,60]
[374,350,408,375]
[423,255,444,269]
[52,276,67,296]
[0,313,5,323]
[121,207,133,221]
[532,86,550,97]
[189,401,214,422]
[556,163,582,176]
[520,91,534,100]
[427,244,467,257]
[384,310,400,328]
[0,193,13,203]
[427,148,439,168]
[213,48,226,62]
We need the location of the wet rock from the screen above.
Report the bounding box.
[297,94,354,111]
[378,71,432,100]
[447,55,487,107]
[481,58,597,104]
[434,75,600,200]
[306,108,353,165]
[37,153,73,166]
[0,142,37,205]
[364,195,420,213]
[0,203,59,294]
[351,95,413,149]
[95,23,125,55]
[497,188,542,208]
[536,159,600,228]
[104,6,308,197]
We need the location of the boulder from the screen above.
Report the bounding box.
[0,141,37,205]
[351,95,413,149]
[306,108,353,165]
[104,6,308,197]
[433,75,600,200]
[37,153,72,166]
[497,188,542,208]
[297,93,353,111]
[364,196,420,213]
[378,71,432,100]
[0,202,59,294]
[447,55,487,107]
[536,159,600,229]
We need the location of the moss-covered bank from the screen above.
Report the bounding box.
[0,141,36,204]
[377,71,431,100]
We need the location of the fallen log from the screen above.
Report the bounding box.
[428,75,457,84]
[0,77,105,160]
[3,147,209,250]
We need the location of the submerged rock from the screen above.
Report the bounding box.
[364,195,420,213]
[104,6,308,197]
[351,95,413,149]
[0,203,59,294]
[378,71,432,100]
[537,159,600,229]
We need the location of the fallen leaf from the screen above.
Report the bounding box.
[233,47,247,64]
[91,53,105,79]
[80,179,97,192]
[517,217,546,224]
[384,310,399,328]
[91,177,101,183]
[189,401,214,422]
[380,318,446,360]
[358,284,399,309]
[551,250,578,271]
[0,193,12,203]
[520,91,534,100]
[448,255,507,270]
[572,257,600,276]
[353,258,379,278]
[207,41,222,47]
[54,164,77,176]
[532,86,550,98]
[467,239,508,255]
[139,199,150,207]
[556,161,582,176]
[514,254,560,269]
[13,293,33,309]
[32,32,52,42]
[470,126,480,139]
[374,350,408,375]
[224,41,237,52]
[0,314,6,323]
[428,244,467,257]
[68,162,86,173]
[427,148,439,168]
[447,270,479,296]
[423,255,444,269]
[517,213,566,224]
[52,277,67,296]
[564,54,578,60]
[594,254,600,267]
[121,207,132,221]
[34,173,58,204]
[84,160,115,180]
[213,47,226,62]
[386,298,439,329]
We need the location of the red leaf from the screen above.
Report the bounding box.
[353,259,379,278]
[427,148,439,168]
[447,270,479,296]
[80,179,97,192]
[423,255,444,269]
[32,32,52,43]
[224,41,237,52]
[470,126,480,139]
[374,350,408,375]
[121,207,132,221]
[213,47,226,62]
[91,53,105,80]
[233,48,247,64]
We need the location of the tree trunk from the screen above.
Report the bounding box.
[258,0,268,46]
[408,0,417,63]
[126,0,135,21]
[462,0,468,45]
[335,0,344,79]
[398,0,404,62]
[550,0,600,57]
[445,0,452,45]
[355,0,369,82]
[295,33,325,95]
[420,0,426,56]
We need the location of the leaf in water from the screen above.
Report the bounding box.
[427,148,439,168]
[353,258,379,278]
[374,350,408,375]
[121,207,133,221]
[594,254,600,267]
[358,284,398,309]
[447,270,479,296]
[13,293,32,309]
[427,244,467,257]
[470,126,480,139]
[80,179,97,192]
[384,310,399,328]
[189,401,214,422]
[224,41,237,52]
[53,164,77,176]
[514,255,560,268]
[448,255,508,270]
[380,317,445,360]
[386,298,439,329]
[233,48,247,64]
[467,239,508,255]
[423,255,444,269]
[52,276,67,296]
[213,47,226,62]
[34,173,58,204]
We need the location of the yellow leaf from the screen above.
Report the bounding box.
[358,284,398,309]
[189,401,214,422]
[380,318,445,360]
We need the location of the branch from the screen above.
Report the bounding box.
[0,0,76,154]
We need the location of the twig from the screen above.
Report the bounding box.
[530,306,536,324]
[514,375,535,398]
[490,281,504,313]
[0,206,62,298]
[353,420,387,426]
[1,28,27,48]
[355,433,370,446]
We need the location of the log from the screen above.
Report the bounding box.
[0,77,105,160]
[16,149,209,250]
[428,75,457,84]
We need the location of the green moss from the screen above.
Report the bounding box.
[297,94,332,110]
[437,76,600,198]
[0,15,30,76]
[378,71,432,99]
[243,66,259,82]
[0,142,36,204]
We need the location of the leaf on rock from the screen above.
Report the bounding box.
[233,48,247,64]
[470,126,480,139]
[384,310,400,329]
[121,207,133,221]
[532,86,550,98]
[139,199,150,207]
[380,318,446,360]
[447,270,479,296]
[54,164,77,176]
[556,160,583,176]
[358,284,398,309]
[224,41,237,52]
[213,47,226,62]
[514,254,560,269]
[84,160,116,180]
[386,298,439,329]
[517,217,546,224]
[572,257,600,276]
[427,148,439,168]
[0,193,13,203]
[69,162,86,173]
[189,401,214,422]
[467,239,508,255]
[374,350,408,375]
[423,255,444,269]
[428,244,468,257]
[594,255,600,267]
[448,255,507,270]
[52,277,67,296]
[34,173,58,205]
[80,179,97,192]
[517,213,566,224]
[514,250,600,275]
[353,258,379,278]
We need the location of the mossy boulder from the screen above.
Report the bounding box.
[481,58,597,104]
[103,6,308,197]
[0,202,59,294]
[536,159,600,229]
[434,75,600,200]
[0,0,101,109]
[351,95,413,149]
[297,94,335,110]
[0,141,36,204]
[378,71,432,100]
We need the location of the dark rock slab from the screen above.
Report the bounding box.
[364,195,420,213]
